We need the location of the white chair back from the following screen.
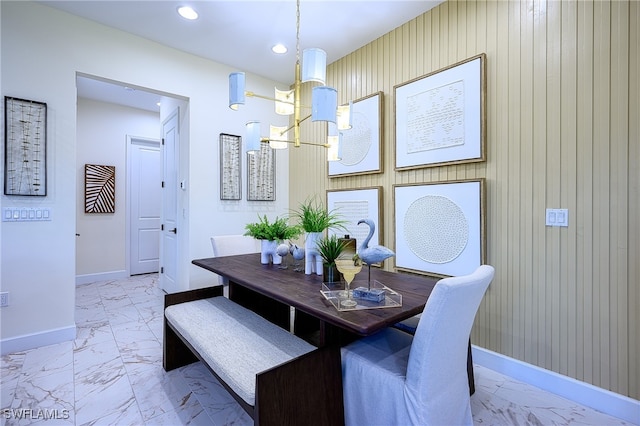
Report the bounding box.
[210,235,260,288]
[210,235,260,258]
[405,264,495,425]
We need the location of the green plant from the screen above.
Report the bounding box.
[244,215,301,241]
[316,235,347,267]
[292,197,347,233]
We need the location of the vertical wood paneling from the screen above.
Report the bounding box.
[629,0,640,401]
[610,0,629,395]
[576,0,594,386]
[560,0,579,380]
[288,0,638,399]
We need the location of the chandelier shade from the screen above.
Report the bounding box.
[312,86,338,123]
[245,121,262,153]
[274,88,295,115]
[327,122,342,162]
[301,48,327,84]
[229,72,245,110]
[227,0,351,158]
[337,101,353,130]
[269,125,289,149]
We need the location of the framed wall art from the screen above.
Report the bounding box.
[327,187,382,257]
[394,53,486,170]
[394,179,485,277]
[4,96,47,196]
[219,133,241,200]
[247,143,275,201]
[328,92,383,177]
[85,164,116,213]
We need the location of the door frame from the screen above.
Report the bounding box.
[125,135,161,276]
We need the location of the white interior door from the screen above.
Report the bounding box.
[160,110,180,293]
[129,137,161,275]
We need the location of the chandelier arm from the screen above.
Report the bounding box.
[260,138,328,148]
[245,91,310,108]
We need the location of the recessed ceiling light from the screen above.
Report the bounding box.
[272,44,288,54]
[177,6,198,20]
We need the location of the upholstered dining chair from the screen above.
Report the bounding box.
[341,265,495,426]
[210,235,260,292]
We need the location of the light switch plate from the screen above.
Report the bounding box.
[546,208,568,227]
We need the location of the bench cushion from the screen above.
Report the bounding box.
[165,296,315,406]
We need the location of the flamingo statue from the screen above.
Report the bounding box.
[358,218,395,288]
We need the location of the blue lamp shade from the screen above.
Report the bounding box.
[302,48,327,84]
[312,86,337,122]
[229,72,245,110]
[245,121,262,153]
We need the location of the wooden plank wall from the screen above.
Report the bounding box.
[288,0,638,399]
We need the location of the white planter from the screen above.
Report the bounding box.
[260,240,282,265]
[304,232,323,275]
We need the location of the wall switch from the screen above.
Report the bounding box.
[0,292,8,307]
[546,208,568,227]
[2,207,52,222]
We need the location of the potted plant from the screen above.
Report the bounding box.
[292,197,348,275]
[316,234,347,283]
[292,197,348,233]
[244,215,301,264]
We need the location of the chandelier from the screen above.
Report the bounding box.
[228,0,352,161]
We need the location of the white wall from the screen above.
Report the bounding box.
[0,1,290,352]
[76,98,160,279]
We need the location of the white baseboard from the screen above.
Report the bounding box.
[472,345,640,424]
[76,270,128,286]
[0,325,76,355]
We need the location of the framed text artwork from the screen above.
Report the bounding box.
[394,179,485,277]
[329,92,383,177]
[85,164,116,213]
[247,143,275,201]
[394,53,486,170]
[4,96,47,196]
[219,133,241,200]
[326,187,382,260]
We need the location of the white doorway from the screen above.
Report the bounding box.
[128,136,161,275]
[159,109,181,293]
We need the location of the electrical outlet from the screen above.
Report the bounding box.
[0,292,8,307]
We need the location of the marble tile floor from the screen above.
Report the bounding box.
[1,274,633,426]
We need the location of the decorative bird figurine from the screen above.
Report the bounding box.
[290,244,305,272]
[358,218,395,288]
[277,243,290,269]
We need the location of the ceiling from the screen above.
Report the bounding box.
[41,0,443,111]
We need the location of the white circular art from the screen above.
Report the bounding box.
[403,195,469,264]
[340,112,371,166]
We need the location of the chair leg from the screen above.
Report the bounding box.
[467,339,475,395]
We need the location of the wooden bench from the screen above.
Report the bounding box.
[163,286,344,425]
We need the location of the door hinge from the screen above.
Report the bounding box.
[161,224,164,231]
[161,181,165,188]
[162,138,165,145]
[160,267,164,274]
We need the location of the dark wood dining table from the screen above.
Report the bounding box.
[192,253,475,393]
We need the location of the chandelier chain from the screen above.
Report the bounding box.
[296,0,301,63]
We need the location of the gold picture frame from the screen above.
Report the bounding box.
[394,53,487,170]
[394,178,486,277]
[328,92,383,177]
